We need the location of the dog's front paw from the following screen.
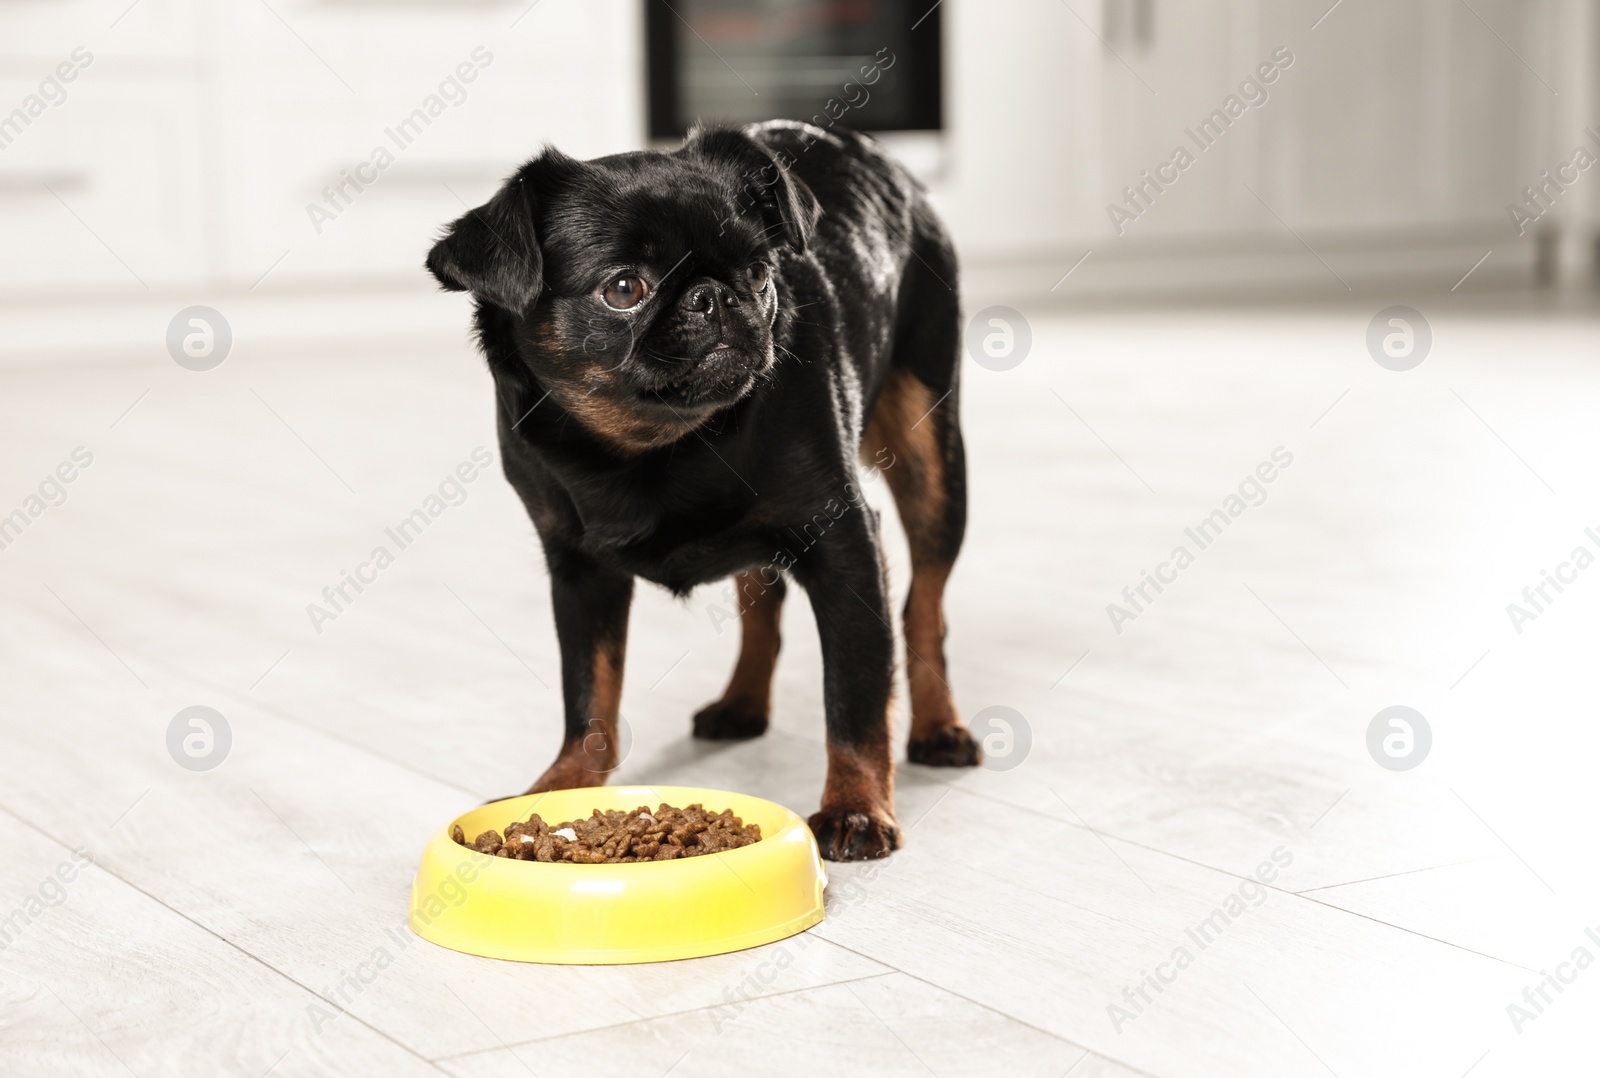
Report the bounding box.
[692,699,769,740]
[807,807,901,862]
[907,725,982,767]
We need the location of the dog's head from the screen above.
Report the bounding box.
[426,128,820,451]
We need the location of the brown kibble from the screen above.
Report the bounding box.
[451,824,465,845]
[466,804,761,864]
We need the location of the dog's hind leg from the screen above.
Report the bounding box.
[693,570,785,739]
[865,223,981,767]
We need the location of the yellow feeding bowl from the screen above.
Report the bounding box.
[409,786,827,964]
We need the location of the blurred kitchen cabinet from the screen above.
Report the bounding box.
[0,78,208,292]
[1254,0,1541,232]
[0,0,209,293]
[207,0,642,286]
[1092,0,1247,238]
[0,0,643,297]
[2,0,203,59]
[1092,0,1541,239]
[0,0,1561,300]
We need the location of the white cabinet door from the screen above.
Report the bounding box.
[210,0,643,287]
[0,79,206,294]
[1087,0,1546,240]
[1255,0,1544,232]
[1094,0,1258,239]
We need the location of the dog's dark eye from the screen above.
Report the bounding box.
[747,262,769,293]
[601,275,648,310]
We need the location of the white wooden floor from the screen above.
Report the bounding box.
[2,298,1598,1077]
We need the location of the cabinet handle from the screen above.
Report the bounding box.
[0,171,89,196]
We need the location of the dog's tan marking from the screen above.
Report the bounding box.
[902,565,958,741]
[819,737,895,816]
[694,571,784,738]
[809,735,901,859]
[863,367,962,743]
[526,636,626,792]
[528,320,709,453]
[548,382,707,452]
[723,571,783,711]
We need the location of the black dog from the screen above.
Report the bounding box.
[426,120,978,861]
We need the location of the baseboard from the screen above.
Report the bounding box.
[960,226,1548,308]
[0,286,478,368]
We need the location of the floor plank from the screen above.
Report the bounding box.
[0,807,440,1078]
[436,973,1131,1078]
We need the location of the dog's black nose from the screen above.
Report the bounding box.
[681,283,739,315]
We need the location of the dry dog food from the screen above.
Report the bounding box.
[452,803,761,863]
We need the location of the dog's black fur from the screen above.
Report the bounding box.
[426,120,977,861]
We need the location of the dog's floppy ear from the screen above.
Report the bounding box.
[689,127,822,253]
[425,149,575,315]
